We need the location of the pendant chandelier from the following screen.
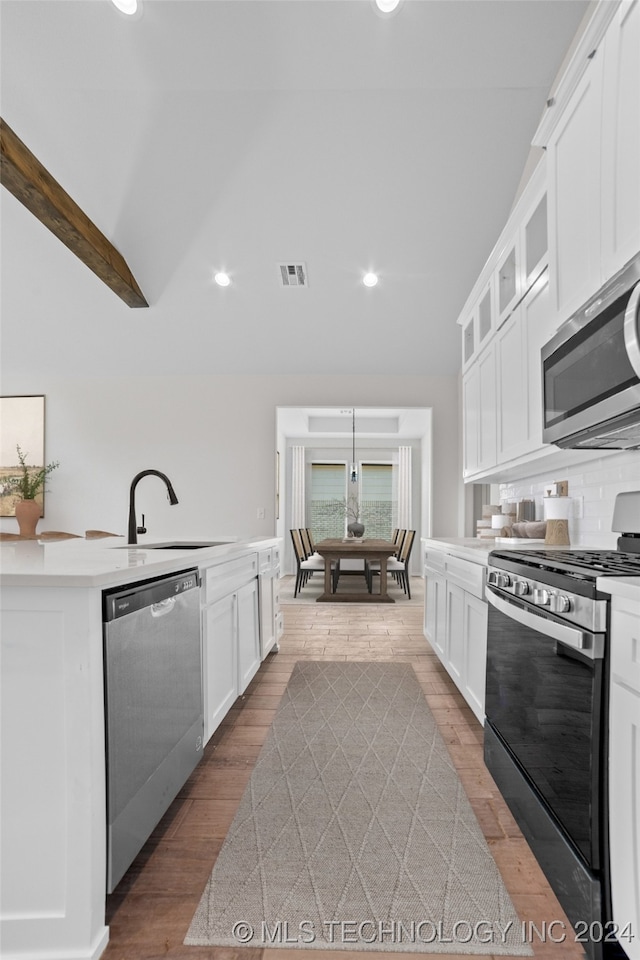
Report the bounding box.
[350,408,358,484]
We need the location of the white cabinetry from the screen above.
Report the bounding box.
[424,565,446,660]
[601,0,640,280]
[546,53,603,324]
[203,593,237,741]
[464,271,555,481]
[201,553,260,743]
[258,545,283,658]
[542,0,639,323]
[608,591,640,960]
[237,579,261,694]
[495,308,529,464]
[463,343,496,478]
[424,549,487,723]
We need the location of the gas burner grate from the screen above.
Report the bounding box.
[492,549,640,578]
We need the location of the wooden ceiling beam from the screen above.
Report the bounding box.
[0,118,148,308]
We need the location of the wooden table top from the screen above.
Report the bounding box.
[314,538,398,556]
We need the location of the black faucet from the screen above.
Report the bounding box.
[127,470,179,544]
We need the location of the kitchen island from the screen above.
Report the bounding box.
[0,536,281,960]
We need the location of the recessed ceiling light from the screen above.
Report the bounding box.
[214,272,231,287]
[111,0,138,14]
[375,0,401,12]
[363,272,379,287]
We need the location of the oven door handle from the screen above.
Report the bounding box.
[486,586,604,660]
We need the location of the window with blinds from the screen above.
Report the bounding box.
[310,463,346,540]
[360,463,394,539]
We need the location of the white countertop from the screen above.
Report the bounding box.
[596,575,640,601]
[421,536,549,564]
[0,535,279,588]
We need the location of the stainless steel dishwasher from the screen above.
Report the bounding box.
[103,568,203,892]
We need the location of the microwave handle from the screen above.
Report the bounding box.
[624,280,640,378]
[485,585,604,660]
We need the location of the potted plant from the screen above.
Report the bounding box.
[13,444,59,538]
[318,493,366,538]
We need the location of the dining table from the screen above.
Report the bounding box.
[313,538,399,602]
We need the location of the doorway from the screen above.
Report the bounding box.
[276,406,432,576]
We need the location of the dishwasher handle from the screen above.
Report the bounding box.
[150,597,178,618]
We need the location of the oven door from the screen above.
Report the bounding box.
[484,585,605,869]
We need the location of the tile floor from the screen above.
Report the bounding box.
[103,581,587,960]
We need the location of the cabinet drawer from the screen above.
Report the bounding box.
[424,550,446,573]
[611,600,640,694]
[203,554,258,605]
[444,555,485,600]
[259,549,273,576]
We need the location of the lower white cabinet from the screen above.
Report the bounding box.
[201,552,262,744]
[462,591,488,722]
[424,550,487,723]
[203,593,237,743]
[237,579,261,695]
[446,582,465,687]
[424,567,446,660]
[608,593,640,960]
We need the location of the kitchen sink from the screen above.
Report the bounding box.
[114,541,227,550]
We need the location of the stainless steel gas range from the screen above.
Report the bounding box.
[484,542,640,960]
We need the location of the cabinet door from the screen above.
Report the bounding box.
[496,238,521,328]
[608,681,640,960]
[463,592,488,724]
[462,365,480,477]
[523,272,554,452]
[259,574,275,658]
[601,0,640,280]
[495,309,528,464]
[425,571,446,659]
[203,594,237,744]
[478,345,497,471]
[237,580,260,694]
[547,52,604,323]
[445,582,465,685]
[522,190,548,292]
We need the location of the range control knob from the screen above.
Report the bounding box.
[549,594,572,614]
[495,573,511,589]
[533,588,550,606]
[513,580,530,597]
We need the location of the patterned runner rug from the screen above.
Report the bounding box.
[185,661,531,955]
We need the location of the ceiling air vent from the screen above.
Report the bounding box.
[278,262,308,287]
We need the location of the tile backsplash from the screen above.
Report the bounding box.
[498,451,640,547]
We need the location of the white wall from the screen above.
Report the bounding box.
[0,373,460,543]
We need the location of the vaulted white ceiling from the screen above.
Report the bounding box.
[0,0,590,379]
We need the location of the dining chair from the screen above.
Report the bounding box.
[367,529,416,597]
[299,528,314,559]
[290,529,325,597]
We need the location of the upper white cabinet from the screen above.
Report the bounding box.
[545,53,604,324]
[540,0,639,324]
[459,1,639,483]
[496,238,521,328]
[462,341,497,479]
[600,0,640,280]
[461,278,495,371]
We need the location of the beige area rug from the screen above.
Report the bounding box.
[185,661,531,955]
[278,574,425,606]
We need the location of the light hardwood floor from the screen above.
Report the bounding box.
[103,583,587,960]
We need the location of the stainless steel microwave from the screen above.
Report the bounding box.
[542,253,640,450]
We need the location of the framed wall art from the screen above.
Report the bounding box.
[0,395,46,517]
